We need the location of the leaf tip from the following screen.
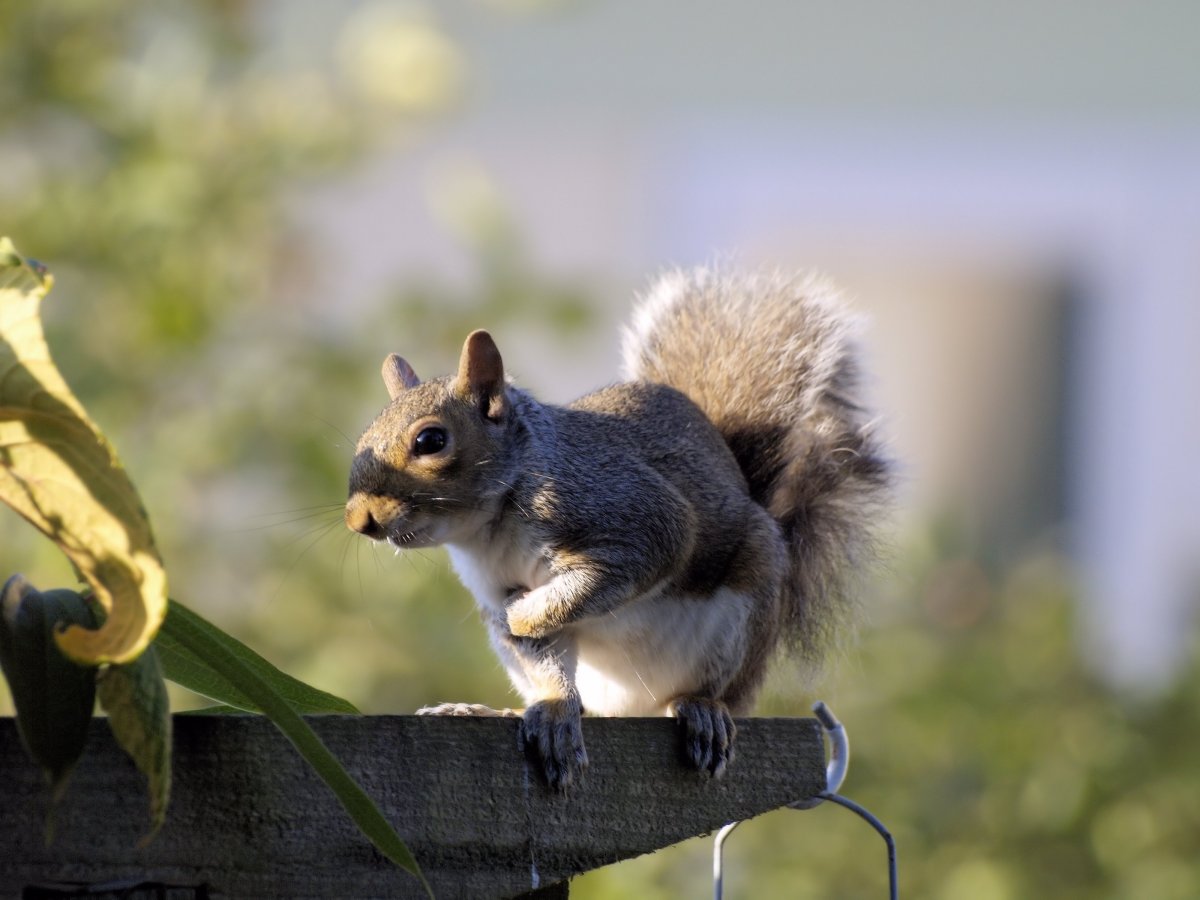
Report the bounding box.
[0,238,51,291]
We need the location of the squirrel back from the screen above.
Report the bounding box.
[622,268,892,665]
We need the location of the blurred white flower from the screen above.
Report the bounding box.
[337,3,464,113]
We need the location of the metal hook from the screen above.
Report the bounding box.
[712,701,898,898]
[790,701,849,810]
[712,701,850,899]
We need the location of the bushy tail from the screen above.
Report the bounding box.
[622,268,892,665]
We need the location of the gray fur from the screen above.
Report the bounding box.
[346,267,892,788]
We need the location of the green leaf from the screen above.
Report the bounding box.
[96,644,172,843]
[175,704,248,715]
[160,598,428,894]
[0,576,97,797]
[0,239,168,665]
[155,600,359,714]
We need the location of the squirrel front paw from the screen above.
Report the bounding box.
[505,585,556,638]
[416,702,521,717]
[519,697,588,790]
[669,696,736,778]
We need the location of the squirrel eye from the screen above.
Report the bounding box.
[412,426,448,456]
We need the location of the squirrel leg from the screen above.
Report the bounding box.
[506,567,628,639]
[507,554,680,639]
[507,481,696,639]
[669,696,736,778]
[484,610,588,790]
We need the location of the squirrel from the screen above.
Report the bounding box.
[345,267,891,789]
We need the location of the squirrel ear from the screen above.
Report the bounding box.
[382,353,421,399]
[455,330,506,419]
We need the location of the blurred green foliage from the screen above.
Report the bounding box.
[0,0,591,717]
[2,3,1198,898]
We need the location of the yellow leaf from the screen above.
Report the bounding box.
[0,238,167,664]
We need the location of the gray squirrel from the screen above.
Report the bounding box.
[345,268,892,789]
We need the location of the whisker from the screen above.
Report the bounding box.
[617,637,657,703]
[245,503,345,519]
[312,415,357,448]
[228,507,343,534]
[354,534,365,602]
[339,526,355,595]
[370,538,383,577]
[268,516,344,606]
[490,479,532,518]
[275,513,348,551]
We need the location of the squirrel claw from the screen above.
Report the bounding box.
[670,697,736,778]
[519,698,588,790]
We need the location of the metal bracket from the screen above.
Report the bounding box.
[712,702,897,900]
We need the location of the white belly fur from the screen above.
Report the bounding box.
[572,588,751,716]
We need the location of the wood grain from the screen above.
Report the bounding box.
[1,715,826,899]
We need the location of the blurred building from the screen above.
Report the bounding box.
[302,0,1200,688]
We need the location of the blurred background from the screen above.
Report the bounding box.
[2,1,1199,896]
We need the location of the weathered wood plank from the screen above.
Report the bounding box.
[1,715,826,899]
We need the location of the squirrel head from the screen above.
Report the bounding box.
[345,329,514,549]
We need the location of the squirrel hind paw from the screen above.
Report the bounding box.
[670,696,736,778]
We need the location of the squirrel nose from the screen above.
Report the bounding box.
[345,497,383,538]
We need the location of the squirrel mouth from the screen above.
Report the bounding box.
[387,527,429,549]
